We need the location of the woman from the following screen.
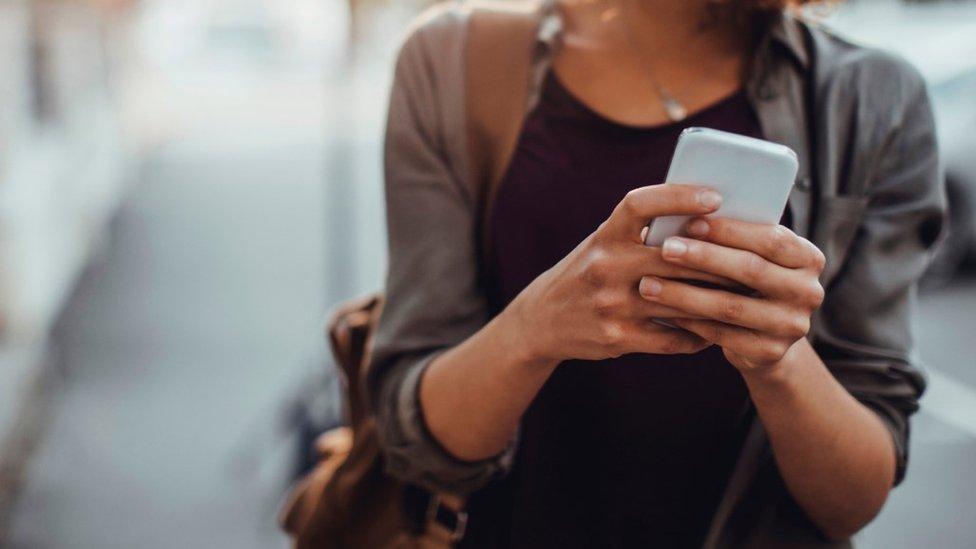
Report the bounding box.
[368,0,946,546]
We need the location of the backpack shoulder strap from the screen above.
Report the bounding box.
[465,1,542,255]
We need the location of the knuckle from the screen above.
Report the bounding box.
[719,296,745,322]
[784,315,810,339]
[772,224,793,239]
[764,225,797,259]
[773,340,791,359]
[710,218,733,241]
[620,190,643,216]
[600,321,626,349]
[759,340,788,363]
[792,278,824,310]
[592,289,622,315]
[743,253,767,281]
[583,249,612,286]
[809,245,827,272]
[804,280,826,309]
[705,216,725,233]
[757,348,779,364]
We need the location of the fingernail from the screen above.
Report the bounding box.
[686,218,710,237]
[699,190,722,209]
[662,237,688,258]
[640,277,662,297]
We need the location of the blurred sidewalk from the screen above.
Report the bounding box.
[3,0,415,546]
[858,281,976,548]
[4,0,362,546]
[6,137,324,549]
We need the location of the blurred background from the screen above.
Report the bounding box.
[0,0,973,547]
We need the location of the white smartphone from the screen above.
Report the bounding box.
[644,127,798,247]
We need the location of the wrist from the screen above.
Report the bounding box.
[740,340,807,402]
[495,296,560,372]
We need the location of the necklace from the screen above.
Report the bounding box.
[610,0,689,122]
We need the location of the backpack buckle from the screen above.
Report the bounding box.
[426,493,468,542]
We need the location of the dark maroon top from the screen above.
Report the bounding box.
[460,72,783,549]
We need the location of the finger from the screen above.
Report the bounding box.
[604,184,722,241]
[623,322,712,355]
[685,217,825,271]
[639,276,808,339]
[627,298,710,320]
[671,318,792,366]
[658,237,813,300]
[620,245,743,288]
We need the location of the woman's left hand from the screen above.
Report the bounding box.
[638,216,827,375]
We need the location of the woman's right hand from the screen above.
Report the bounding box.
[503,184,730,363]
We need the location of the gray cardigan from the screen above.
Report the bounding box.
[368,2,946,546]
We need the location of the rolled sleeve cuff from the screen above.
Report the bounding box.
[377,352,517,495]
[826,357,924,487]
[858,397,911,486]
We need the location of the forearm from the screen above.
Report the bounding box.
[743,339,895,540]
[410,186,723,465]
[419,304,558,461]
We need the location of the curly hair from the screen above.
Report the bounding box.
[704,0,834,25]
[712,0,829,9]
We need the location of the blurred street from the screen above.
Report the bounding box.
[6,137,325,549]
[0,0,974,547]
[858,281,976,548]
[2,0,389,546]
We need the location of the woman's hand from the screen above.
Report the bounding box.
[638,216,826,375]
[503,184,732,364]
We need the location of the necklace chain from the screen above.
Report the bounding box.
[613,0,688,122]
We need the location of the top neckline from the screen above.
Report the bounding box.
[544,69,749,134]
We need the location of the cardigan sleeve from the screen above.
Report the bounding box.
[812,57,946,485]
[365,7,517,496]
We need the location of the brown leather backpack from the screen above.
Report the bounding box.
[278,3,540,547]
